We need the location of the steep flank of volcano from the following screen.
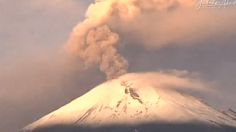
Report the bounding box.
[23,73,236,132]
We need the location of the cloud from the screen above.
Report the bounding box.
[121,70,213,93]
[64,0,198,79]
[65,0,236,79]
[113,6,236,50]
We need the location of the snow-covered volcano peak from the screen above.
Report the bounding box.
[23,72,236,132]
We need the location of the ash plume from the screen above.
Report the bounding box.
[65,0,141,79]
[65,0,236,79]
[65,0,197,79]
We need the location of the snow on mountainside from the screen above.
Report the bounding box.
[222,109,236,122]
[23,73,236,132]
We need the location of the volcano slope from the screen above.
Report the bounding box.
[23,73,236,132]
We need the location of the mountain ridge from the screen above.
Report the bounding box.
[23,73,236,132]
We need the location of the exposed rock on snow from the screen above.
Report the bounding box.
[23,73,236,132]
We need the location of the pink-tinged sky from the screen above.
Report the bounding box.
[0,0,236,132]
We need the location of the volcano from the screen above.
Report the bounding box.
[23,73,236,132]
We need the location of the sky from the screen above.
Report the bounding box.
[0,0,236,132]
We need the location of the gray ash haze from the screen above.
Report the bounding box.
[0,0,236,132]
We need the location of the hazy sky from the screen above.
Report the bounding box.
[0,1,94,132]
[0,0,236,132]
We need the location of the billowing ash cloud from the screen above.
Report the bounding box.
[65,0,197,79]
[65,0,236,79]
[67,25,128,79]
